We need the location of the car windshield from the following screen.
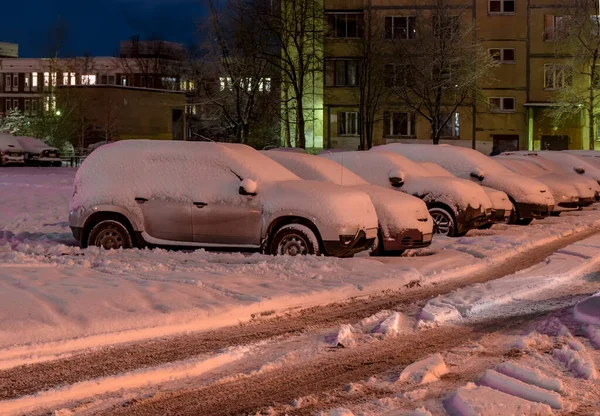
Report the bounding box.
[497,158,546,176]
[265,151,367,186]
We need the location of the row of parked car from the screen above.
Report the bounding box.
[68,140,600,258]
[0,134,62,167]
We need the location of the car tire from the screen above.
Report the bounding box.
[370,231,404,257]
[428,207,456,237]
[87,220,133,250]
[270,224,320,256]
[515,218,534,226]
[550,211,561,217]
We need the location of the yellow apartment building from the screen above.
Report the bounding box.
[323,0,593,153]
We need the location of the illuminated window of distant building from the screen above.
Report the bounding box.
[82,74,96,85]
[32,73,38,88]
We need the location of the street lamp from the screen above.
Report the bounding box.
[55,110,62,116]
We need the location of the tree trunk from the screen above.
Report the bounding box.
[283,88,292,147]
[589,106,595,150]
[296,99,306,149]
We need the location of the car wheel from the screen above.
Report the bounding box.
[429,207,456,237]
[87,220,133,250]
[515,218,534,226]
[550,211,561,217]
[270,224,320,256]
[370,230,404,257]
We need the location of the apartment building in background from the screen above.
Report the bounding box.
[324,0,591,153]
[0,41,190,148]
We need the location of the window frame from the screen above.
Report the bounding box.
[13,99,18,111]
[326,12,364,39]
[12,73,18,88]
[544,15,567,42]
[383,111,416,137]
[544,64,572,90]
[488,97,516,113]
[440,112,461,138]
[326,59,360,87]
[489,48,516,63]
[24,99,30,115]
[488,0,515,15]
[5,74,11,91]
[385,16,416,40]
[338,111,359,136]
[5,98,11,112]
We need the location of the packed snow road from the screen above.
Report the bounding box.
[0,167,599,415]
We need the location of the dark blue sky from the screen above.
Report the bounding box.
[0,0,207,57]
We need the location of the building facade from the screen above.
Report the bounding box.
[323,0,591,153]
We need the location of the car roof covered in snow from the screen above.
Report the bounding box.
[0,133,25,152]
[321,150,429,179]
[263,150,367,186]
[419,162,454,178]
[13,136,58,153]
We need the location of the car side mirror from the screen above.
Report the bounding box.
[470,169,485,181]
[388,169,406,188]
[239,178,258,196]
[574,168,585,175]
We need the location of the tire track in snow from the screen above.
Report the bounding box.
[0,226,599,404]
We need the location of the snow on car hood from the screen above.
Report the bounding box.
[352,184,433,237]
[260,180,379,232]
[534,175,581,203]
[480,173,554,206]
[482,187,513,212]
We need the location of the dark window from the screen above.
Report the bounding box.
[338,111,359,136]
[385,16,416,40]
[384,112,416,136]
[489,0,515,14]
[326,60,360,87]
[327,13,364,38]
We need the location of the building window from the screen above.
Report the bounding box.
[63,72,69,85]
[259,78,271,92]
[32,99,38,114]
[220,77,233,91]
[325,60,360,87]
[384,112,416,136]
[338,111,359,136]
[52,73,57,87]
[147,76,153,88]
[70,72,77,85]
[488,97,516,112]
[5,99,11,111]
[544,64,572,89]
[545,16,567,41]
[24,99,30,115]
[5,74,11,91]
[81,74,96,85]
[121,76,127,86]
[44,72,50,87]
[385,16,416,40]
[13,99,18,111]
[433,15,460,39]
[141,75,146,87]
[385,64,412,87]
[489,48,515,63]
[12,74,18,88]
[441,113,460,138]
[326,13,364,38]
[489,0,515,14]
[32,73,38,89]
[24,74,30,90]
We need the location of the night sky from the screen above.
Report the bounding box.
[0,0,207,58]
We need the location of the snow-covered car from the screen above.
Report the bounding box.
[501,152,600,202]
[320,151,493,237]
[264,150,434,254]
[513,150,600,182]
[0,134,25,166]
[494,158,581,214]
[13,136,61,167]
[566,150,600,170]
[266,147,308,154]
[374,144,555,225]
[419,162,513,224]
[70,141,379,257]
[87,141,110,154]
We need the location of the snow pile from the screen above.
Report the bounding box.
[71,140,378,234]
[321,151,493,211]
[373,144,554,206]
[478,370,563,409]
[333,311,414,348]
[553,342,598,380]
[573,292,600,326]
[444,383,554,416]
[397,353,449,384]
[263,150,432,237]
[323,409,354,416]
[496,362,563,392]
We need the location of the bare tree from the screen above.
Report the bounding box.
[194,0,277,144]
[356,4,391,150]
[545,0,600,150]
[236,0,324,149]
[388,0,496,145]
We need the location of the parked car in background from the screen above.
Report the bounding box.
[374,144,555,225]
[566,150,600,170]
[264,150,434,255]
[419,162,513,224]
[0,134,25,166]
[320,151,493,237]
[495,158,581,214]
[70,141,379,258]
[266,147,308,154]
[513,151,600,182]
[501,152,600,201]
[14,136,61,167]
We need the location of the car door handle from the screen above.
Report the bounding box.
[194,202,208,208]
[135,197,148,203]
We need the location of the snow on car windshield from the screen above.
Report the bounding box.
[419,162,454,177]
[0,134,24,151]
[496,158,547,177]
[264,151,367,186]
[322,151,430,180]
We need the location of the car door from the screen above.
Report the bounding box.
[137,198,193,242]
[192,168,263,247]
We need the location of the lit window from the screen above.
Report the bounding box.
[44,72,50,87]
[44,97,50,111]
[24,75,30,89]
[32,73,38,88]
[70,72,76,85]
[121,76,127,86]
[220,77,233,91]
[338,111,359,136]
[384,112,416,136]
[259,78,271,92]
[488,97,516,112]
[51,96,56,111]
[63,72,69,85]
[81,74,96,85]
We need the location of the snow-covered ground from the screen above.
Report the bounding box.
[1,167,600,415]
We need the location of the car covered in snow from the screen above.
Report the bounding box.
[495,157,593,211]
[13,136,61,167]
[263,150,434,255]
[70,141,379,257]
[320,151,493,237]
[500,152,600,202]
[0,134,25,166]
[419,162,513,224]
[373,144,555,225]
[513,150,600,182]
